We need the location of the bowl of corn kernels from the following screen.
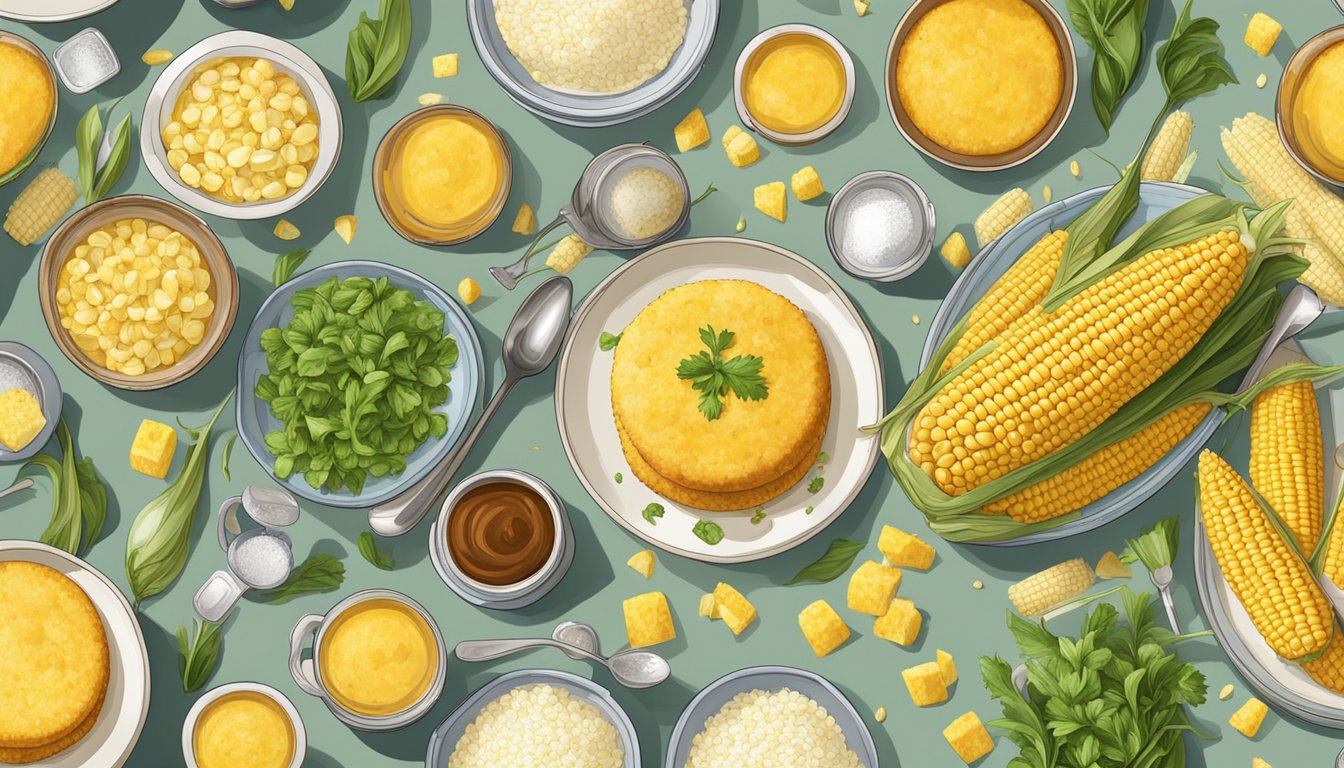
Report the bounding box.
[38,195,238,390]
[140,30,342,220]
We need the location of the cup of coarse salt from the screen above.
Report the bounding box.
[825,170,935,282]
[193,485,301,622]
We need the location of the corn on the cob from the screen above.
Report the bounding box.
[940,230,1067,373]
[1198,450,1334,660]
[974,188,1032,247]
[1008,558,1095,616]
[1250,378,1324,550]
[911,230,1249,496]
[984,402,1211,521]
[1141,111,1194,182]
[1302,627,1344,693]
[545,234,592,274]
[4,168,77,246]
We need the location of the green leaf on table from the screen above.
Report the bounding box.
[272,248,311,287]
[1066,0,1150,132]
[358,531,394,570]
[177,619,222,693]
[258,553,345,604]
[785,539,864,585]
[345,0,412,102]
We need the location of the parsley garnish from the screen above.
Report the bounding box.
[641,503,665,525]
[693,519,725,545]
[676,326,768,421]
[750,508,766,525]
[599,331,622,351]
[807,476,824,493]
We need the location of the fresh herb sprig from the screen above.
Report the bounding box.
[1067,0,1151,132]
[271,248,311,287]
[23,418,107,556]
[676,326,768,421]
[692,519,724,546]
[786,539,865,585]
[345,0,412,102]
[75,101,132,203]
[1121,515,1179,570]
[358,531,394,570]
[259,552,346,604]
[641,503,665,525]
[177,619,222,693]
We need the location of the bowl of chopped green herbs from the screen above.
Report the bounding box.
[236,261,484,508]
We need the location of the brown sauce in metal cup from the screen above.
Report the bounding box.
[447,481,555,586]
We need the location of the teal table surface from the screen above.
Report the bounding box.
[3,1,1344,766]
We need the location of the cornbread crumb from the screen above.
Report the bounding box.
[943,711,995,764]
[1229,697,1269,738]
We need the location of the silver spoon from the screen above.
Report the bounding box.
[0,478,33,502]
[368,276,574,537]
[1151,565,1181,634]
[553,620,600,661]
[455,636,671,689]
[1240,284,1323,388]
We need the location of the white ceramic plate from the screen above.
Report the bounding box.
[0,0,117,22]
[0,541,150,766]
[1193,340,1344,728]
[555,237,884,563]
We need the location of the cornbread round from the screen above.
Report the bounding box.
[896,0,1063,156]
[611,280,830,494]
[0,562,109,750]
[0,689,103,765]
[0,42,54,176]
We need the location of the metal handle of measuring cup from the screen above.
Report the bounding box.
[490,215,568,290]
[216,495,244,552]
[288,613,326,699]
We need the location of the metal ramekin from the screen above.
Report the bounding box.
[825,171,936,282]
[182,682,306,768]
[140,30,343,220]
[885,0,1077,172]
[1276,25,1344,189]
[733,24,856,146]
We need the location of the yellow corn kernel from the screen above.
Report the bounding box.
[902,662,948,707]
[273,219,300,240]
[457,277,481,306]
[333,214,357,245]
[1256,73,1268,89]
[1220,684,1236,700]
[1229,697,1270,738]
[1252,759,1271,768]
[873,598,921,646]
[1302,628,1344,694]
[142,49,174,66]
[1250,376,1324,550]
[791,166,824,201]
[943,712,995,764]
[544,235,592,275]
[1245,13,1282,57]
[798,599,850,657]
[1141,111,1194,182]
[417,93,444,106]
[874,706,886,722]
[974,188,1032,247]
[877,525,936,570]
[855,0,871,16]
[1070,159,1081,178]
[511,203,536,235]
[129,419,177,479]
[0,388,46,452]
[1095,551,1133,580]
[1009,558,1095,617]
[753,181,786,222]
[1199,451,1334,660]
[674,108,710,153]
[626,549,656,578]
[432,53,459,78]
[711,582,756,635]
[937,649,958,685]
[4,168,78,246]
[279,0,295,10]
[847,560,902,616]
[724,129,760,168]
[623,592,676,648]
[1042,185,1053,203]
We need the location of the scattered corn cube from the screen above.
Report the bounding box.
[943,712,995,764]
[457,278,481,306]
[432,53,459,78]
[141,49,174,66]
[674,108,710,152]
[937,649,958,685]
[4,167,77,246]
[333,215,357,245]
[418,93,444,106]
[848,560,902,616]
[711,582,757,635]
[873,597,922,646]
[1229,697,1269,739]
[129,419,177,479]
[754,182,786,222]
[725,129,760,168]
[627,549,656,579]
[940,232,972,269]
[698,593,719,618]
[0,388,45,452]
[1095,551,1132,579]
[722,124,743,150]
[1009,558,1095,616]
[791,166,824,201]
[623,591,676,648]
[274,219,301,240]
[799,599,850,657]
[902,661,948,707]
[1244,13,1281,57]
[1252,758,1272,768]
[878,525,936,570]
[512,203,536,235]
[855,0,871,16]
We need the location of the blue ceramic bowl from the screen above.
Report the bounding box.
[236,261,484,508]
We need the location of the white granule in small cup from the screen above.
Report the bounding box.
[607,167,682,241]
[685,688,862,768]
[448,684,625,768]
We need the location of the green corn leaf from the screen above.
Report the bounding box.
[272,248,311,287]
[74,104,101,202]
[785,539,865,585]
[259,552,346,604]
[89,113,132,203]
[177,619,222,692]
[357,531,394,570]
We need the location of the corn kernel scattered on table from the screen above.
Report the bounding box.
[754,182,786,222]
[511,203,536,235]
[1245,13,1281,57]
[902,661,948,706]
[142,49,174,66]
[1230,697,1269,738]
[56,218,216,376]
[799,599,850,657]
[710,583,756,635]
[129,419,177,478]
[791,166,824,201]
[943,711,994,764]
[273,219,300,240]
[0,388,45,452]
[878,525,936,570]
[847,560,902,616]
[432,53,459,78]
[417,93,443,106]
[1252,758,1271,768]
[623,591,675,648]
[333,214,357,245]
[873,597,921,646]
[626,549,655,579]
[674,108,710,152]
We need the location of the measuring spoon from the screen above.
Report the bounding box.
[455,636,671,690]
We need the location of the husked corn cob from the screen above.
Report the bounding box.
[1008,558,1095,616]
[984,402,1211,521]
[974,188,1032,247]
[1198,450,1334,660]
[1250,377,1324,550]
[911,230,1249,496]
[1302,626,1344,694]
[940,230,1067,373]
[1141,111,1194,182]
[4,167,77,246]
[545,234,592,274]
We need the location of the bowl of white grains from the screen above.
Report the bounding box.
[426,670,639,768]
[667,666,878,768]
[825,170,936,283]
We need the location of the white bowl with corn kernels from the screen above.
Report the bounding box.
[140,31,342,221]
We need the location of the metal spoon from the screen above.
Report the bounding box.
[455,636,671,689]
[368,276,574,536]
[553,620,600,661]
[1151,565,1182,634]
[0,478,33,502]
[1240,284,1324,387]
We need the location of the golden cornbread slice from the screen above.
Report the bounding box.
[0,562,109,749]
[0,42,54,176]
[0,689,103,764]
[896,0,1062,156]
[611,280,830,493]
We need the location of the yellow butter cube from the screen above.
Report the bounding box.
[1252,758,1272,768]
[873,597,922,646]
[878,525,936,570]
[943,711,995,764]
[333,214,357,245]
[940,232,972,269]
[627,549,656,579]
[432,53,459,78]
[725,130,760,168]
[512,203,537,235]
[1245,13,1281,57]
[848,560,902,616]
[623,592,676,648]
[791,166,824,201]
[903,661,948,707]
[674,108,710,152]
[699,593,719,618]
[799,599,850,657]
[938,649,958,685]
[273,219,301,241]
[712,582,756,635]
[754,182,786,222]
[0,388,45,452]
[129,419,177,479]
[457,278,481,306]
[1229,697,1269,739]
